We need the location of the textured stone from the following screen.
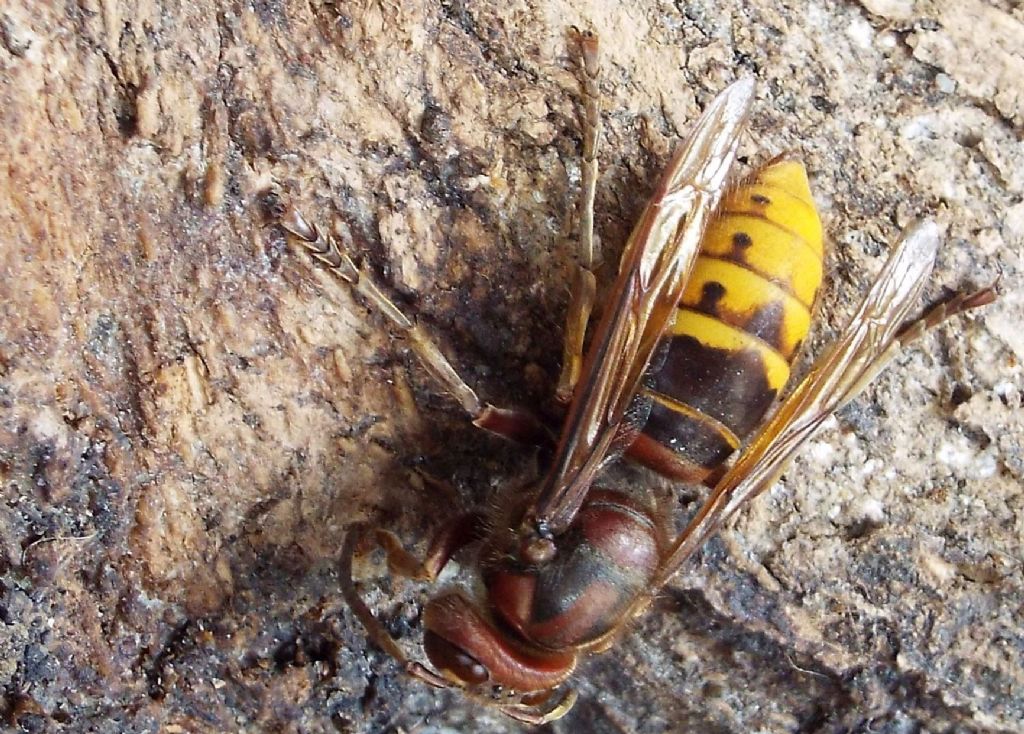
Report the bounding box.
[1,1,1020,732]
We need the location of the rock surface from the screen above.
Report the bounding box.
[1,1,1021,732]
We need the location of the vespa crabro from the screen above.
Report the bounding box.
[269,31,995,725]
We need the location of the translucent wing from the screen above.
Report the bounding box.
[649,220,945,590]
[532,78,756,534]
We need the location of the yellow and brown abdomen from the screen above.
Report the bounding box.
[629,158,824,483]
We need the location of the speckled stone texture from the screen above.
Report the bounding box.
[1,1,1021,732]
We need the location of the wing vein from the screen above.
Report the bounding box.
[531,78,756,534]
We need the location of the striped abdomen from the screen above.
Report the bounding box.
[629,158,824,483]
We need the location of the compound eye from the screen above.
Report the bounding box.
[423,630,490,686]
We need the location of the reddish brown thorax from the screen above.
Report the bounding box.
[421,489,664,692]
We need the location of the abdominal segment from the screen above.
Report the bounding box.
[628,158,824,483]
